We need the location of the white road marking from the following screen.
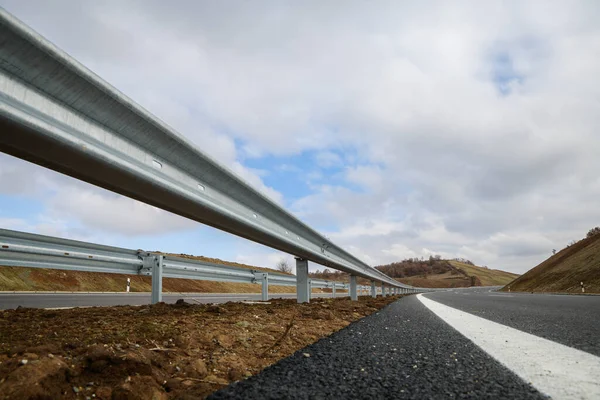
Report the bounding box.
[418,294,600,400]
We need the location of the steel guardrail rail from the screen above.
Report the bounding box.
[0,9,408,289]
[1,228,397,302]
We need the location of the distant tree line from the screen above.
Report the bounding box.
[587,227,600,238]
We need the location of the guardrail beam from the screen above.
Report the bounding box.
[296,258,309,303]
[0,10,404,289]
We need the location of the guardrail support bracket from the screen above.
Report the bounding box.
[296,258,310,303]
[350,275,358,301]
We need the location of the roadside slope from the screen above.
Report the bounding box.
[0,253,305,294]
[501,234,600,293]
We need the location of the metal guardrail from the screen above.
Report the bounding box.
[0,229,420,304]
[0,8,407,293]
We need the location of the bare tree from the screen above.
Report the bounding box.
[276,258,293,274]
[587,227,600,238]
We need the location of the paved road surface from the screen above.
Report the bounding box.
[211,287,600,399]
[0,292,346,309]
[426,286,600,357]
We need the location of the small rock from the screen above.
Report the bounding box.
[186,359,208,378]
[19,359,28,365]
[206,305,226,314]
[216,334,234,349]
[303,353,311,358]
[175,366,181,372]
[73,386,80,393]
[95,386,111,399]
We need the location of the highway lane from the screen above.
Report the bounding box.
[0,292,348,309]
[425,287,600,357]
[210,290,547,399]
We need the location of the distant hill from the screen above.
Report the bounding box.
[501,230,600,294]
[309,257,518,288]
[374,258,518,288]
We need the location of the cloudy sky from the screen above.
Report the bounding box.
[1,1,599,274]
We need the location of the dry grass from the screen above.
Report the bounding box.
[501,234,600,293]
[447,261,519,286]
[396,262,518,288]
[0,266,324,294]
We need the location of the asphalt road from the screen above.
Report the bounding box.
[210,291,546,399]
[426,287,600,357]
[0,292,345,309]
[210,287,599,399]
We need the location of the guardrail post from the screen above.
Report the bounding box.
[296,258,310,303]
[256,273,269,301]
[350,275,358,301]
[381,282,386,297]
[371,280,376,298]
[150,255,163,304]
[332,282,336,298]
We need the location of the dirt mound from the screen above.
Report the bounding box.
[502,234,600,294]
[0,295,401,399]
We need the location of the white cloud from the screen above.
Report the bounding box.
[345,165,384,191]
[1,1,600,273]
[315,151,343,168]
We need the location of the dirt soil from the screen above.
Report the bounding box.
[0,295,401,399]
